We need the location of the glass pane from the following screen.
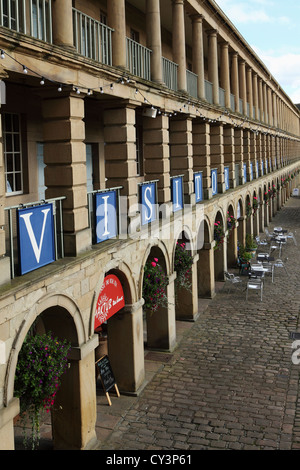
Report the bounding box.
[4,114,12,132]
[12,113,19,131]
[6,174,13,193]
[6,154,13,172]
[13,133,20,152]
[14,153,21,171]
[5,134,12,153]
[15,172,22,191]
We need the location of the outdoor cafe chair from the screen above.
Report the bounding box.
[255,236,268,247]
[262,262,273,281]
[224,271,243,293]
[286,231,297,246]
[272,259,288,282]
[246,278,263,302]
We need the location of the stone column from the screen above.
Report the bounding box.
[52,0,73,48]
[243,129,251,182]
[0,99,11,284]
[146,0,163,83]
[239,60,247,115]
[210,124,225,193]
[253,72,259,120]
[0,398,19,449]
[169,117,195,204]
[108,300,145,393]
[207,29,219,105]
[143,114,171,205]
[146,273,177,351]
[263,82,268,124]
[103,103,138,232]
[191,14,205,100]
[107,0,127,69]
[223,125,236,188]
[175,254,199,321]
[172,0,187,92]
[42,92,91,256]
[197,243,215,298]
[246,67,253,119]
[231,52,239,112]
[52,337,98,450]
[258,78,264,122]
[220,42,231,109]
[192,121,211,199]
[249,130,256,181]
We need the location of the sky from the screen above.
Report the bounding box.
[214,0,300,104]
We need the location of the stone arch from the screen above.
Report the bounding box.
[226,202,237,268]
[213,209,226,281]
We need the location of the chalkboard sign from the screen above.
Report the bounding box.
[96,355,120,406]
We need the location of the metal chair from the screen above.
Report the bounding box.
[224,271,243,293]
[272,259,288,282]
[246,278,263,301]
[286,232,297,246]
[255,236,268,247]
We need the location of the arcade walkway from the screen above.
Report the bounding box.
[95,194,300,451]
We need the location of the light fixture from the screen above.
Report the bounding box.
[87,89,92,95]
[40,77,45,85]
[0,50,5,59]
[100,87,104,93]
[110,84,114,90]
[23,65,28,74]
[58,84,62,92]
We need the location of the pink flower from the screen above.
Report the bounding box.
[154,258,158,262]
[151,262,157,267]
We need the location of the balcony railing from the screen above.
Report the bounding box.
[162,57,178,91]
[73,8,113,65]
[126,38,151,81]
[0,0,52,43]
[205,80,213,104]
[186,70,198,99]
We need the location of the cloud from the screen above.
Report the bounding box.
[216,0,289,24]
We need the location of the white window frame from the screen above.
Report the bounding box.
[3,112,23,196]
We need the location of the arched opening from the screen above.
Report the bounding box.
[197,218,214,298]
[226,204,237,268]
[14,304,83,450]
[173,230,195,321]
[213,211,225,282]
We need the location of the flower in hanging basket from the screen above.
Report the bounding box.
[214,221,225,250]
[14,331,71,449]
[142,258,168,314]
[226,213,236,232]
[174,242,193,292]
[252,197,259,214]
[246,202,253,218]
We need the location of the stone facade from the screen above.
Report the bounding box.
[0,0,299,450]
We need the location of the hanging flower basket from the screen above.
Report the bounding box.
[14,331,71,449]
[174,242,193,292]
[214,221,225,251]
[142,259,168,315]
[226,213,236,233]
[252,197,259,214]
[246,202,253,218]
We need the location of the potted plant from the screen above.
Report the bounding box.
[214,221,226,251]
[142,258,168,315]
[14,331,71,449]
[245,234,258,257]
[174,242,193,292]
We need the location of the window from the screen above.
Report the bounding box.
[130,29,139,43]
[3,113,23,195]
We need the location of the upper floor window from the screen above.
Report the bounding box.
[3,113,23,195]
[130,28,139,43]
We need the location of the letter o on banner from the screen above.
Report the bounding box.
[94,274,125,330]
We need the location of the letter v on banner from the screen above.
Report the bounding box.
[17,203,55,275]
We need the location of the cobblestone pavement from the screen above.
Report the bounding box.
[95,195,300,451]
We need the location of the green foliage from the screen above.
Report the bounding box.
[14,331,71,449]
[142,259,168,314]
[174,242,193,291]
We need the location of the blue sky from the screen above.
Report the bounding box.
[215,0,300,104]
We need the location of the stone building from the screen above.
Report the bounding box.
[0,0,299,450]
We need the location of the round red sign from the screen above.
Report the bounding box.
[94,274,125,330]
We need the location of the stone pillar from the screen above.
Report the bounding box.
[220,41,231,109]
[169,117,195,204]
[243,129,251,183]
[143,114,171,205]
[52,337,98,450]
[239,60,247,115]
[258,78,264,122]
[42,92,91,256]
[103,103,138,232]
[249,130,256,181]
[207,29,219,105]
[210,124,225,193]
[52,0,73,48]
[0,398,19,450]
[146,0,163,83]
[146,273,177,351]
[108,300,145,393]
[191,14,205,100]
[0,109,10,285]
[172,0,187,92]
[198,243,215,298]
[231,52,239,112]
[263,82,268,124]
[193,121,211,199]
[246,67,253,119]
[175,254,199,321]
[253,73,259,120]
[107,0,127,69]
[234,128,244,184]
[223,125,236,188]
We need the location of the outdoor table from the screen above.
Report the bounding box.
[257,254,274,262]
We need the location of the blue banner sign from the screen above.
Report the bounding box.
[243,164,247,183]
[256,161,259,178]
[224,167,229,191]
[95,190,118,243]
[171,176,183,212]
[211,169,218,196]
[140,182,157,225]
[261,161,264,176]
[194,172,203,203]
[266,159,268,173]
[17,203,55,275]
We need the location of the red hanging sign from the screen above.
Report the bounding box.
[94,274,125,330]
